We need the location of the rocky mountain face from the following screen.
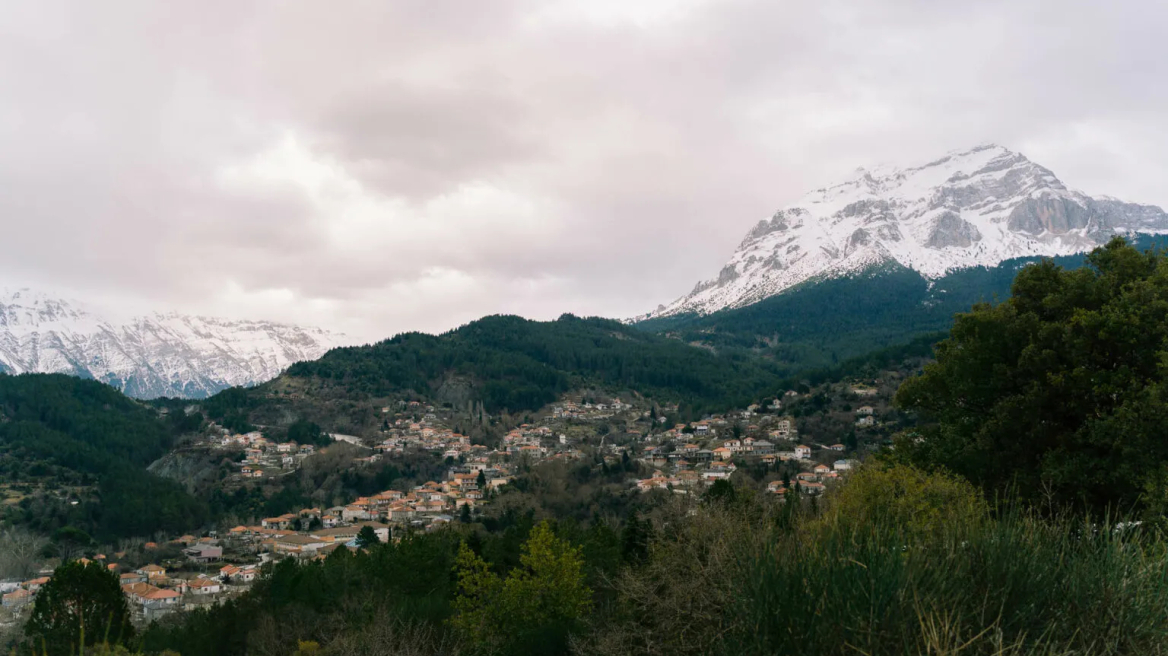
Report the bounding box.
[645,144,1168,318]
[0,289,344,398]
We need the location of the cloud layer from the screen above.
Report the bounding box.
[2,0,1167,341]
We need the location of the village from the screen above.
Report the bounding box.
[1,381,890,628]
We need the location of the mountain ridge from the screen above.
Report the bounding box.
[0,288,345,399]
[644,144,1168,319]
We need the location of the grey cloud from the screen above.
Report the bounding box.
[1,0,1167,342]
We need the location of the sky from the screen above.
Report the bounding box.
[2,0,1168,343]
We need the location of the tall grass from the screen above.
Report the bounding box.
[733,511,1168,656]
[586,465,1168,656]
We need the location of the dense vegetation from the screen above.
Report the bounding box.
[129,463,1168,656]
[897,236,1168,515]
[283,314,789,416]
[640,233,1168,373]
[0,373,209,541]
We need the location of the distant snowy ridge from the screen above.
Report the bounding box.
[643,144,1168,319]
[0,289,345,398]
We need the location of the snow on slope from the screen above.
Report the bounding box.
[644,144,1168,318]
[0,288,345,398]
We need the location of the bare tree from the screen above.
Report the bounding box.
[0,526,48,580]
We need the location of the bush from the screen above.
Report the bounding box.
[589,466,1168,656]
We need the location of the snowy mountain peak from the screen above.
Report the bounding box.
[0,288,347,398]
[647,145,1168,318]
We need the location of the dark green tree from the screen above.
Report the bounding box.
[704,479,738,505]
[620,513,652,566]
[896,237,1168,513]
[23,560,134,655]
[355,525,380,549]
[476,469,487,489]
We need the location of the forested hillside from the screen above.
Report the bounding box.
[0,373,208,540]
[282,314,789,417]
[639,234,1168,372]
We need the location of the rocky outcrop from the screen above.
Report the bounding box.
[1007,196,1093,235]
[926,212,982,249]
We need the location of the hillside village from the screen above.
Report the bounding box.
[1,376,899,629]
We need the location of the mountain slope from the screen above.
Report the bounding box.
[0,288,344,399]
[0,373,209,540]
[646,144,1168,318]
[207,314,790,432]
[639,234,1168,373]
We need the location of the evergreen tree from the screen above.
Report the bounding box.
[620,513,651,566]
[355,525,380,549]
[24,560,134,655]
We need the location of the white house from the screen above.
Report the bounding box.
[794,445,812,460]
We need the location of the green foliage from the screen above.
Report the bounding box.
[0,373,209,540]
[355,525,379,549]
[896,237,1168,513]
[593,469,1168,656]
[286,419,329,447]
[281,314,788,417]
[142,530,462,656]
[23,560,134,655]
[451,521,592,655]
[813,463,987,543]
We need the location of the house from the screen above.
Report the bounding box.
[814,464,831,476]
[23,576,49,593]
[856,406,875,416]
[766,480,787,495]
[827,444,846,451]
[140,587,181,606]
[2,588,32,608]
[712,447,733,461]
[262,514,297,530]
[120,572,146,585]
[851,386,878,397]
[693,422,710,436]
[798,480,826,495]
[274,534,331,557]
[189,577,222,595]
[184,545,223,563]
[752,440,775,455]
[833,460,854,471]
[794,445,812,460]
[856,416,876,427]
[137,564,166,578]
[773,419,794,439]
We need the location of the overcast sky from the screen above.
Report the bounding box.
[2,0,1167,343]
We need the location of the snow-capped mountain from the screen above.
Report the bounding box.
[646,144,1168,318]
[0,289,345,398]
